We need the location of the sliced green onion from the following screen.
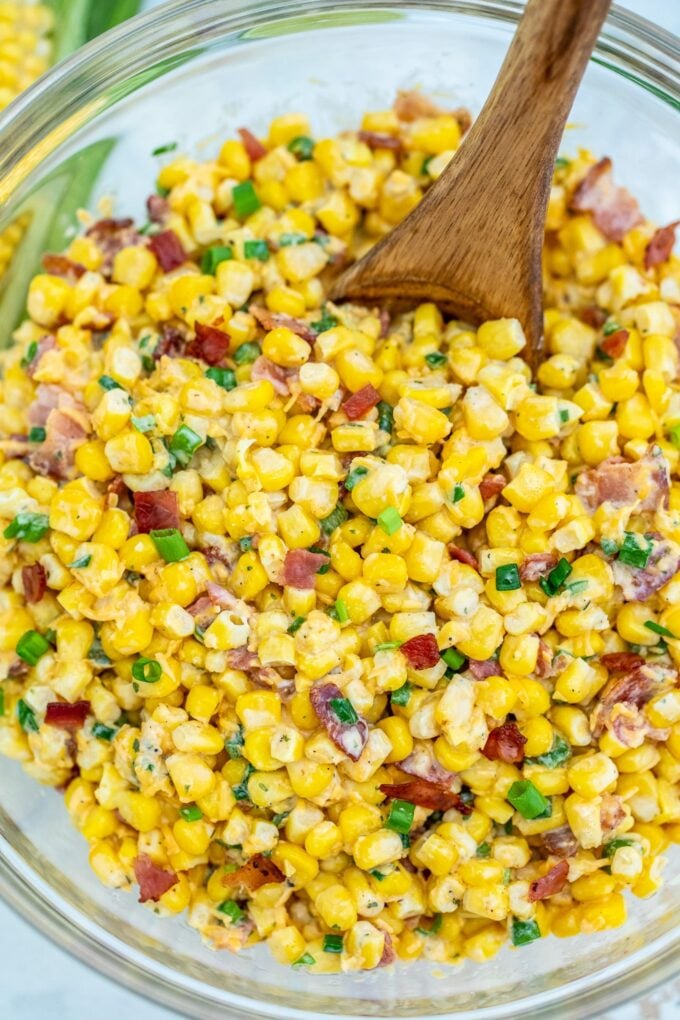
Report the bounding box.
[377,507,402,536]
[287,616,306,635]
[20,340,38,369]
[375,641,402,651]
[28,426,46,443]
[179,804,203,822]
[169,424,203,466]
[496,563,521,591]
[152,142,178,156]
[540,557,572,597]
[201,245,233,274]
[559,408,570,423]
[601,538,618,556]
[333,599,349,623]
[287,136,315,161]
[243,239,270,262]
[369,868,387,881]
[440,647,466,671]
[98,374,123,391]
[645,620,675,638]
[415,913,443,936]
[507,780,551,820]
[330,697,357,724]
[425,351,447,368]
[232,180,261,218]
[563,579,588,594]
[69,555,92,569]
[92,722,116,741]
[131,657,162,683]
[292,952,316,967]
[131,414,156,433]
[151,528,190,562]
[345,465,368,491]
[217,899,245,923]
[232,762,254,801]
[308,545,330,573]
[526,734,571,768]
[310,307,338,333]
[17,698,38,733]
[206,366,237,390]
[475,842,491,858]
[16,630,50,666]
[320,503,349,535]
[233,341,261,365]
[602,837,636,858]
[602,321,622,337]
[225,725,244,759]
[618,532,652,569]
[322,934,343,953]
[511,917,541,946]
[421,155,435,175]
[451,483,465,503]
[386,799,415,835]
[278,232,307,247]
[4,512,49,543]
[377,400,394,433]
[391,682,412,707]
[554,156,570,170]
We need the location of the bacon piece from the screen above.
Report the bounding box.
[448,545,479,570]
[134,490,179,533]
[251,355,291,396]
[482,722,527,763]
[540,825,579,858]
[86,218,141,273]
[282,549,328,589]
[24,335,57,378]
[134,854,178,903]
[601,794,627,838]
[149,229,186,272]
[600,328,629,359]
[591,663,666,738]
[225,647,260,671]
[8,659,29,678]
[186,595,216,629]
[357,130,403,151]
[394,89,445,122]
[153,325,187,360]
[379,308,391,338]
[379,779,472,814]
[576,451,669,513]
[222,853,284,892]
[479,473,506,501]
[520,552,558,583]
[342,384,381,421]
[203,544,240,570]
[600,652,645,673]
[529,860,569,902]
[28,383,78,427]
[250,305,317,343]
[22,563,47,604]
[310,682,368,761]
[186,322,230,365]
[41,254,86,281]
[147,194,169,223]
[535,639,567,680]
[29,405,88,479]
[569,157,642,242]
[45,700,90,731]
[400,633,440,670]
[613,538,680,601]
[378,931,396,968]
[581,305,607,329]
[644,221,678,270]
[398,741,459,790]
[238,127,267,161]
[468,658,502,680]
[206,581,251,619]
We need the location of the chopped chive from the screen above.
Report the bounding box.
[169,424,203,467]
[233,341,261,364]
[28,426,46,443]
[4,512,49,543]
[152,142,177,156]
[322,934,343,953]
[526,734,571,768]
[98,374,123,391]
[375,641,402,651]
[391,682,412,707]
[559,408,569,423]
[292,952,316,967]
[201,245,233,274]
[511,917,541,946]
[310,307,338,333]
[17,698,38,733]
[563,579,589,594]
[645,620,675,638]
[69,555,92,569]
[376,401,394,433]
[440,647,465,671]
[507,780,551,820]
[179,804,203,822]
[131,414,156,433]
[278,232,307,247]
[377,507,402,535]
[415,913,443,936]
[386,799,415,834]
[618,532,651,569]
[369,868,387,881]
[425,351,447,368]
[217,899,245,923]
[232,761,254,801]
[308,545,330,573]
[602,837,636,858]
[92,722,116,741]
[496,563,521,591]
[225,725,245,759]
[320,503,349,535]
[232,180,261,218]
[334,599,349,623]
[20,340,38,369]
[150,528,190,562]
[287,616,306,634]
[329,696,357,724]
[539,557,572,597]
[16,630,50,666]
[243,239,270,262]
[345,465,368,491]
[131,657,162,683]
[287,136,315,161]
[451,483,465,503]
[271,810,290,827]
[602,321,622,336]
[206,366,237,390]
[476,842,491,858]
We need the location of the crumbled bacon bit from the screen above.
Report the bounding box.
[45,701,90,730]
[310,682,368,761]
[357,130,403,151]
[86,218,140,272]
[379,308,391,338]
[238,127,268,161]
[222,853,284,891]
[134,854,178,902]
[394,89,445,122]
[644,221,678,271]
[153,325,187,360]
[186,322,230,365]
[482,722,527,763]
[580,305,607,329]
[448,545,479,570]
[468,658,502,680]
[519,553,558,583]
[613,538,680,601]
[600,652,646,673]
[576,450,669,513]
[282,549,328,589]
[134,490,179,533]
[342,384,382,420]
[41,254,86,281]
[28,406,88,480]
[147,194,169,223]
[24,335,56,378]
[378,931,396,967]
[225,647,261,671]
[380,778,472,814]
[202,544,239,570]
[250,305,317,343]
[251,355,291,396]
[22,564,47,604]
[569,157,642,242]
[590,663,663,738]
[149,229,186,272]
[479,473,506,501]
[600,794,627,838]
[398,741,459,789]
[528,859,569,902]
[540,825,579,858]
[400,633,440,670]
[600,328,629,359]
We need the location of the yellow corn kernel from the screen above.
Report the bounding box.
[167,753,216,802]
[115,791,161,833]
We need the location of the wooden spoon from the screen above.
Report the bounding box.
[330,0,612,366]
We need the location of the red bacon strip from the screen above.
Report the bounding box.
[282,548,328,589]
[400,633,440,670]
[134,854,178,902]
[520,553,558,583]
[250,305,317,343]
[22,563,47,604]
[448,545,479,570]
[600,652,645,673]
[479,473,506,501]
[149,229,186,272]
[529,860,569,902]
[357,130,403,151]
[310,682,368,761]
[238,127,267,161]
[134,490,179,533]
[342,384,382,421]
[186,322,230,365]
[600,328,629,359]
[222,853,284,891]
[481,722,527,764]
[45,701,90,731]
[468,658,502,680]
[644,221,678,270]
[379,779,472,815]
[569,157,642,242]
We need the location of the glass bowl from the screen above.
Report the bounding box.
[0,2,678,1017]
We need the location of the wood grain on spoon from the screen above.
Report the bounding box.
[331,0,612,366]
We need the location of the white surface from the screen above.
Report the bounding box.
[1,1,679,1018]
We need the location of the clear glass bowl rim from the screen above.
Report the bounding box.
[0,2,678,1018]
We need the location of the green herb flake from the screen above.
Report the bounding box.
[375,640,401,651]
[425,351,447,368]
[233,341,261,365]
[329,696,357,724]
[377,401,394,433]
[292,952,316,967]
[243,239,270,262]
[217,899,245,923]
[602,321,622,337]
[287,616,306,635]
[526,734,571,768]
[131,657,162,683]
[602,837,636,858]
[601,538,618,556]
[278,232,307,247]
[539,557,572,597]
[131,414,156,433]
[17,698,38,733]
[322,934,344,953]
[92,722,116,741]
[391,682,412,707]
[451,483,465,503]
[69,554,92,569]
[495,563,521,591]
[179,804,203,822]
[440,647,466,671]
[618,532,652,569]
[28,426,46,443]
[310,307,338,333]
[644,620,675,638]
[287,136,315,161]
[225,725,245,759]
[4,512,49,543]
[16,630,50,666]
[152,142,178,156]
[416,913,443,936]
[511,917,541,947]
[98,374,124,391]
[20,340,38,369]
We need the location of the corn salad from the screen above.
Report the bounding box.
[0,91,679,973]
